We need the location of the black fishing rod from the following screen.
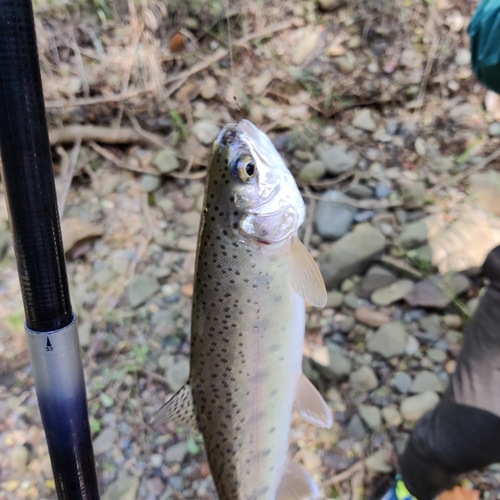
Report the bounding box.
[0,1,100,498]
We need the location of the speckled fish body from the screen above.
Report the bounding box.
[190,120,327,500]
[152,120,330,500]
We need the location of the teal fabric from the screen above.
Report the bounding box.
[469,0,500,93]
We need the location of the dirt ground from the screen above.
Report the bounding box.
[2,0,500,499]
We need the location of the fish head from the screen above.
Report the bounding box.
[208,119,305,244]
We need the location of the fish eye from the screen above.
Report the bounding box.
[236,156,257,182]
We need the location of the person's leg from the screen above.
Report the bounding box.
[400,246,500,500]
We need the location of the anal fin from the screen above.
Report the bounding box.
[277,457,321,500]
[294,373,333,429]
[290,237,327,308]
[149,382,197,430]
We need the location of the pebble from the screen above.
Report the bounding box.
[78,321,92,348]
[200,76,218,99]
[326,290,344,308]
[455,48,471,66]
[400,391,439,422]
[334,56,354,74]
[429,156,454,173]
[152,149,179,173]
[347,184,373,199]
[343,293,363,310]
[102,472,140,500]
[318,145,357,175]
[299,160,326,182]
[396,219,432,248]
[419,315,442,340]
[292,28,321,65]
[11,445,29,474]
[373,128,393,143]
[127,275,160,308]
[347,414,366,441]
[192,120,220,145]
[375,183,392,198]
[427,348,447,364]
[405,335,420,356]
[319,0,344,10]
[93,427,116,455]
[398,179,426,206]
[326,387,347,412]
[349,365,379,392]
[353,109,377,132]
[410,371,440,393]
[301,449,322,472]
[371,279,415,306]
[361,265,397,295]
[312,348,352,381]
[367,322,408,358]
[314,190,358,240]
[382,406,402,427]
[406,274,470,309]
[140,173,160,192]
[414,137,427,156]
[354,210,375,222]
[165,357,190,392]
[489,122,500,137]
[442,314,462,329]
[366,449,393,473]
[318,224,386,289]
[354,307,390,327]
[359,404,381,431]
[165,441,188,463]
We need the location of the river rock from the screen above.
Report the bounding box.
[192,120,220,145]
[359,404,381,431]
[314,190,358,240]
[347,414,366,440]
[350,366,379,392]
[400,391,439,422]
[354,307,390,327]
[127,275,160,308]
[318,224,386,289]
[367,322,407,358]
[396,215,446,249]
[409,371,440,393]
[371,279,414,306]
[353,108,377,132]
[165,441,189,463]
[382,406,402,426]
[361,265,397,295]
[318,146,357,175]
[299,160,326,182]
[312,348,352,381]
[103,472,140,500]
[366,449,393,473]
[93,427,116,455]
[165,357,190,392]
[419,314,442,340]
[406,274,470,309]
[391,372,412,394]
[152,149,179,173]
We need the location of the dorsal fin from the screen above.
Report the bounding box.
[294,373,333,428]
[277,457,321,500]
[149,382,197,430]
[290,236,327,308]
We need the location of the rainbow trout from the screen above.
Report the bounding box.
[153,119,331,500]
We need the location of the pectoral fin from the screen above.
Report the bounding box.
[277,457,321,500]
[290,236,327,308]
[149,382,197,429]
[294,373,333,428]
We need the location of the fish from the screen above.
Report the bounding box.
[152,119,331,500]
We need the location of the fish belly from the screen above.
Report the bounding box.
[191,228,305,500]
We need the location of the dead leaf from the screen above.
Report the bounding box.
[438,487,480,500]
[61,217,104,254]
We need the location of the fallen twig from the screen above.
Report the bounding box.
[58,138,81,214]
[45,19,296,109]
[427,146,500,194]
[320,460,365,489]
[49,125,151,146]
